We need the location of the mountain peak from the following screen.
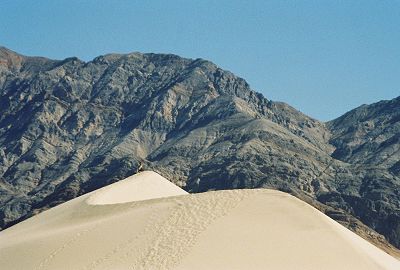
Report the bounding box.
[0,46,19,55]
[0,46,24,70]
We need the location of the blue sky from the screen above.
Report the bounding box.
[1,0,399,121]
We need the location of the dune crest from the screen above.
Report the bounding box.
[0,171,399,269]
[86,171,188,205]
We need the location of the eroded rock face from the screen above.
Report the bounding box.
[0,47,399,252]
[325,98,400,248]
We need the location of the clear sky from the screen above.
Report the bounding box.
[1,0,399,121]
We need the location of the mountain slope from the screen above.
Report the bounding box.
[0,47,399,254]
[324,97,400,249]
[328,97,400,169]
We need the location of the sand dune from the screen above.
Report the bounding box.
[0,171,399,269]
[86,171,188,205]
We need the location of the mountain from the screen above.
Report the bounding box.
[324,97,400,249]
[328,97,400,169]
[0,47,399,255]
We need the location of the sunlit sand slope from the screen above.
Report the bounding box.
[0,171,398,269]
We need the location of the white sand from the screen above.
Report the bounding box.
[86,171,188,205]
[0,171,398,270]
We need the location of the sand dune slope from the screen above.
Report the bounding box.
[0,171,399,270]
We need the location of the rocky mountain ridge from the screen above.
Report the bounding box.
[0,47,399,256]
